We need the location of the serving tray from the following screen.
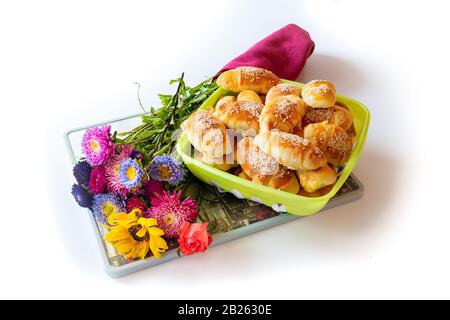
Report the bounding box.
[65,114,364,277]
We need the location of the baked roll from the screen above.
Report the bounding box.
[303,121,353,166]
[265,83,302,105]
[180,109,232,158]
[237,90,262,104]
[298,185,333,197]
[259,95,308,133]
[302,105,353,130]
[296,165,337,193]
[237,137,299,194]
[217,66,280,94]
[214,95,236,117]
[237,136,280,178]
[253,130,326,171]
[194,151,237,171]
[292,123,304,137]
[301,80,336,108]
[263,167,300,194]
[214,100,263,137]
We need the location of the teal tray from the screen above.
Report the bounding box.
[65,114,364,277]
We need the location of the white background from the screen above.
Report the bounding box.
[0,0,449,299]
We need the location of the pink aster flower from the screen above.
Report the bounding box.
[88,166,106,194]
[143,179,165,202]
[81,125,114,166]
[145,190,198,238]
[104,144,134,196]
[117,144,134,158]
[126,196,147,213]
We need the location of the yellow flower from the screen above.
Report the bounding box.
[105,209,168,259]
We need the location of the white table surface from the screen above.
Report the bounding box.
[0,0,449,299]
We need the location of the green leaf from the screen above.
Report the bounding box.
[118,75,217,165]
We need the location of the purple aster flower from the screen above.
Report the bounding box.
[71,184,93,208]
[119,158,144,189]
[73,161,91,187]
[131,150,143,160]
[149,155,185,186]
[81,125,114,166]
[92,193,125,223]
[105,144,134,196]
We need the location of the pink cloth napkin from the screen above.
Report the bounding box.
[218,24,315,81]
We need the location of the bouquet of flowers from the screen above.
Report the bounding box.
[70,74,216,260]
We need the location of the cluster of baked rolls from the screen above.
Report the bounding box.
[181,66,355,197]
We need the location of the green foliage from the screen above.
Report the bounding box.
[114,74,217,167]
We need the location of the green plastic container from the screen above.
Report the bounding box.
[176,80,370,216]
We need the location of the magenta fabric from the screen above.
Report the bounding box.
[218,24,315,81]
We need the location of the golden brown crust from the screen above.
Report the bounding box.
[302,105,353,130]
[214,95,236,118]
[253,169,300,194]
[253,131,327,171]
[303,121,353,166]
[265,83,302,105]
[216,70,238,92]
[217,67,281,94]
[260,95,308,133]
[237,137,299,193]
[238,67,280,93]
[252,166,295,190]
[297,165,337,192]
[180,109,232,158]
[278,174,300,194]
[331,106,353,130]
[237,90,262,104]
[215,100,263,137]
[302,80,336,108]
[237,137,280,181]
[297,184,333,197]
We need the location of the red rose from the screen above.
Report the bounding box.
[178,222,212,256]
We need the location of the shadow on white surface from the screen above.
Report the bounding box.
[288,148,399,246]
[298,53,367,96]
[46,124,105,278]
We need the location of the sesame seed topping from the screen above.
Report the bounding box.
[229,101,263,118]
[239,66,266,78]
[246,145,279,176]
[273,131,311,147]
[304,107,333,124]
[277,83,299,93]
[273,98,296,119]
[195,110,222,131]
